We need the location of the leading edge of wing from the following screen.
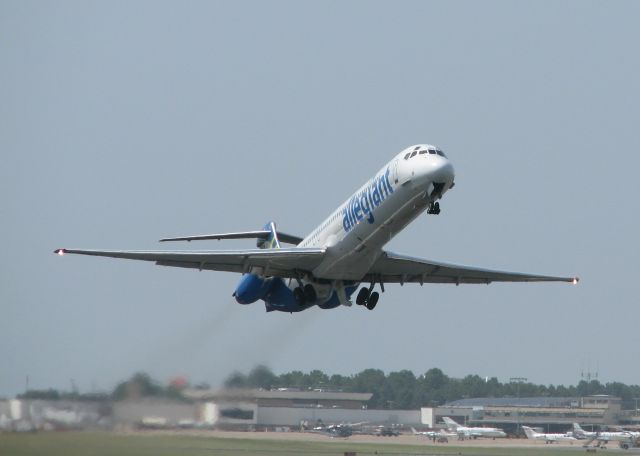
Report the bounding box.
[54,247,325,276]
[366,251,579,285]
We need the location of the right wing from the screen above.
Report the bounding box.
[55,247,324,277]
[365,251,578,285]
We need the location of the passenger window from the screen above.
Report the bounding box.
[410,151,417,158]
[404,153,410,160]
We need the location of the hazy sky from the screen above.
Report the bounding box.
[2,1,639,397]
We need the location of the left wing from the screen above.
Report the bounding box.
[54,247,325,277]
[364,251,578,285]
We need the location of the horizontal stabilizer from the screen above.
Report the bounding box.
[159,230,303,245]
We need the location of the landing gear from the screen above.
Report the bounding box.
[356,286,380,310]
[303,283,317,302]
[293,283,317,306]
[366,292,379,310]
[427,201,440,215]
[356,288,369,306]
[293,287,306,306]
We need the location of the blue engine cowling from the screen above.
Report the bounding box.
[234,274,273,304]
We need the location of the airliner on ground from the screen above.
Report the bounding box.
[55,144,578,313]
[442,417,507,439]
[573,423,637,447]
[523,426,577,444]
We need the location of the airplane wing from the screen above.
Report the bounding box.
[364,251,578,285]
[54,247,325,277]
[159,230,303,245]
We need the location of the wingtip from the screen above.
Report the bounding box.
[572,277,580,285]
[54,248,66,256]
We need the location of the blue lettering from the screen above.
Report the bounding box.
[354,199,363,221]
[384,167,393,195]
[367,211,375,224]
[360,193,370,214]
[372,183,381,205]
[342,208,351,232]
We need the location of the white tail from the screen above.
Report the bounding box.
[522,426,536,439]
[442,417,459,429]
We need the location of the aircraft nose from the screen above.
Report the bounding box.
[432,159,455,184]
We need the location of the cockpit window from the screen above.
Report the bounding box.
[428,149,436,154]
[419,150,427,154]
[404,153,410,160]
[436,150,446,157]
[410,151,417,158]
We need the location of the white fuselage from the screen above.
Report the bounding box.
[454,426,507,439]
[524,428,576,443]
[298,144,455,281]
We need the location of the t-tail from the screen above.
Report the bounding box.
[442,417,459,430]
[256,221,280,249]
[522,426,536,439]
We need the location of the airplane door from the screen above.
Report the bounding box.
[392,159,399,184]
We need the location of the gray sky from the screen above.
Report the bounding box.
[2,1,639,397]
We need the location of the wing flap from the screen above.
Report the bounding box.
[364,251,578,285]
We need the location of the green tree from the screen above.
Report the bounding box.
[247,365,277,389]
[112,372,162,400]
[223,371,247,389]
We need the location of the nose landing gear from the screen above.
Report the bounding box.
[427,201,440,215]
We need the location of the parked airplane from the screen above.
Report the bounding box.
[411,426,456,442]
[573,423,636,447]
[307,421,367,438]
[442,417,507,439]
[55,144,578,313]
[523,426,577,444]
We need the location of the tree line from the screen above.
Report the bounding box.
[224,366,640,410]
[17,367,640,411]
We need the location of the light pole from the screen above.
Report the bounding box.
[510,377,528,436]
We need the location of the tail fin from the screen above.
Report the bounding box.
[522,426,535,439]
[411,427,419,435]
[442,417,459,429]
[573,423,583,433]
[256,221,281,249]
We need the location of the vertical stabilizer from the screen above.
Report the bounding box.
[256,221,281,249]
[442,417,459,430]
[522,426,536,439]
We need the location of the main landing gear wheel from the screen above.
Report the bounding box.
[428,201,440,215]
[356,287,379,310]
[303,283,317,302]
[293,287,306,306]
[356,288,369,305]
[366,292,379,310]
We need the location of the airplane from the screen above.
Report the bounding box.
[522,425,577,444]
[54,144,579,313]
[307,421,367,438]
[573,423,636,448]
[411,426,456,442]
[442,417,507,439]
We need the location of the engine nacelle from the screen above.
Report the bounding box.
[234,274,272,304]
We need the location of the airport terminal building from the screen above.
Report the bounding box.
[422,395,631,433]
[2,390,638,433]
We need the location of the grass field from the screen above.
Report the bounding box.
[0,432,605,456]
